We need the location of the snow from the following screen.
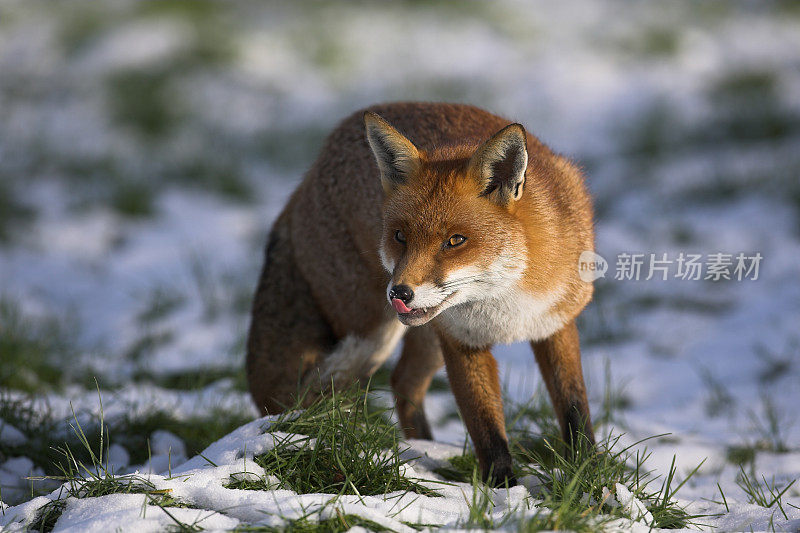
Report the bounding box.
[0,422,25,448]
[613,484,655,526]
[0,457,45,507]
[53,493,239,533]
[0,434,653,531]
[1,0,799,531]
[2,427,796,531]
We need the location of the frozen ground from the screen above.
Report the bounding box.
[1,0,799,531]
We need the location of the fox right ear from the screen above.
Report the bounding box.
[364,112,421,193]
[468,123,528,206]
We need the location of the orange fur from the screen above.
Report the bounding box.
[247,102,596,485]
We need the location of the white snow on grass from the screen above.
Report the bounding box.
[2,421,798,531]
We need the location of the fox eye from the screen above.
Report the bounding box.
[394,230,406,243]
[446,234,467,248]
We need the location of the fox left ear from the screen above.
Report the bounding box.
[469,123,528,205]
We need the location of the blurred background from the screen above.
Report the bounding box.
[1,0,799,506]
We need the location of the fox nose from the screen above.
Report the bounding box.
[389,284,414,304]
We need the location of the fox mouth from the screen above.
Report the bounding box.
[395,305,436,326]
[390,294,455,326]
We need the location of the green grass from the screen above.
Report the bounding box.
[439,387,705,529]
[708,70,778,107]
[136,286,187,325]
[0,390,253,496]
[0,181,35,243]
[431,387,699,529]
[0,394,61,486]
[0,297,81,393]
[58,6,107,57]
[518,433,706,529]
[727,445,756,467]
[459,471,517,530]
[615,26,680,59]
[25,396,197,532]
[232,509,393,532]
[123,330,176,362]
[736,466,797,521]
[748,394,791,454]
[185,254,257,322]
[110,407,254,465]
[596,358,632,427]
[28,498,68,533]
[137,0,220,20]
[229,385,437,497]
[255,127,330,172]
[455,465,600,532]
[364,365,449,393]
[519,506,600,532]
[755,341,797,385]
[5,375,715,531]
[132,367,247,392]
[168,159,254,203]
[575,284,632,347]
[618,68,800,167]
[106,67,183,140]
[505,389,561,438]
[700,367,737,418]
[109,179,157,218]
[725,393,794,467]
[432,450,480,483]
[432,391,568,483]
[720,394,793,468]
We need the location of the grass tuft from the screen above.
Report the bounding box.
[0,388,252,501]
[434,388,702,529]
[0,298,80,392]
[596,358,632,426]
[519,505,599,533]
[232,508,392,532]
[461,469,504,529]
[700,367,736,418]
[28,498,68,533]
[24,393,196,532]
[433,450,479,483]
[748,394,791,454]
[517,432,706,529]
[237,384,437,497]
[726,445,756,467]
[736,466,796,520]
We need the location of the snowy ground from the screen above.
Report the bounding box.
[1,1,800,531]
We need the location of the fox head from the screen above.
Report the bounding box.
[365,111,532,327]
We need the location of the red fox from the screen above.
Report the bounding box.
[247,102,595,486]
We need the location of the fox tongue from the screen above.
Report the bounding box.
[391,298,413,314]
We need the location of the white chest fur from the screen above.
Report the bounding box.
[436,288,566,347]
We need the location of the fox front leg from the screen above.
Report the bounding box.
[531,319,595,450]
[391,326,444,440]
[438,333,515,487]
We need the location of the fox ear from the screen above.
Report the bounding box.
[364,111,421,193]
[469,123,528,205]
